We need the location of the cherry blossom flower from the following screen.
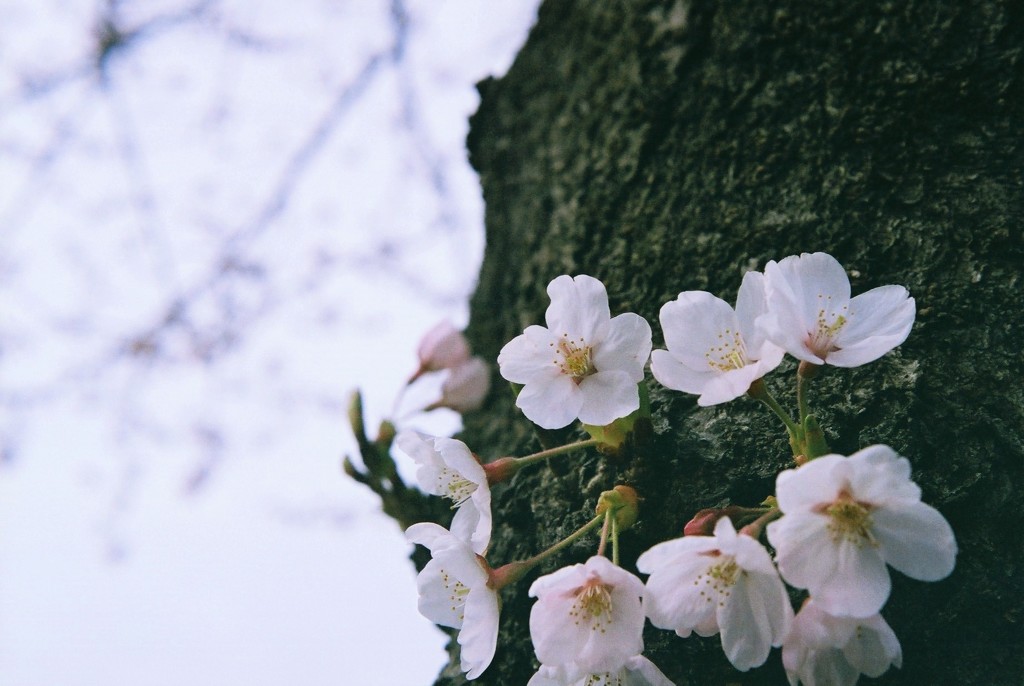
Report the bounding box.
[498,274,652,430]
[432,357,491,413]
[529,555,646,673]
[782,600,902,686]
[411,320,471,381]
[651,271,784,405]
[406,523,499,679]
[397,432,491,554]
[637,517,792,671]
[527,655,676,686]
[759,252,916,367]
[766,444,957,618]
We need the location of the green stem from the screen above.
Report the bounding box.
[514,438,602,469]
[796,361,821,427]
[747,378,800,437]
[611,510,620,566]
[484,438,602,485]
[597,510,611,558]
[489,513,605,590]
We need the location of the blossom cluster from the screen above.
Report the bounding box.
[351,252,955,686]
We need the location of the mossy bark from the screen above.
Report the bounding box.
[437,0,1022,683]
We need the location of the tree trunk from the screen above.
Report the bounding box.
[444,0,1022,683]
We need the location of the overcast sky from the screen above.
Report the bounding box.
[0,1,539,684]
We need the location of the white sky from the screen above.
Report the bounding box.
[0,1,539,684]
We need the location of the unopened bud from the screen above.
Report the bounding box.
[482,456,519,486]
[432,357,490,413]
[375,420,397,450]
[596,485,639,531]
[410,320,471,382]
[683,505,747,536]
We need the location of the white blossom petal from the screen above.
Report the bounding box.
[642,519,791,671]
[399,434,491,554]
[735,270,772,353]
[842,613,903,677]
[591,312,652,380]
[529,556,645,673]
[577,370,640,426]
[499,275,651,429]
[545,274,612,342]
[829,285,915,367]
[695,364,764,406]
[653,284,782,404]
[406,523,498,680]
[773,455,846,513]
[498,325,562,384]
[783,601,901,686]
[649,349,714,396]
[516,375,584,430]
[872,501,957,581]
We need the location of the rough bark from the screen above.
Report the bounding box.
[438,1,1022,684]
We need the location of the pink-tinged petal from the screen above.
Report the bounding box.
[650,349,716,394]
[732,532,781,577]
[414,557,465,629]
[636,535,719,571]
[545,274,611,342]
[498,325,562,384]
[735,270,770,350]
[788,252,852,328]
[638,539,719,635]
[526,665,566,686]
[767,513,838,591]
[814,538,890,618]
[658,291,740,370]
[774,455,846,514]
[460,585,501,679]
[697,364,763,405]
[406,522,453,551]
[764,253,852,363]
[828,286,915,367]
[841,613,902,677]
[440,357,491,412]
[517,376,583,429]
[449,502,485,553]
[417,320,471,371]
[592,312,652,380]
[691,612,721,638]
[761,257,818,362]
[872,501,957,581]
[397,432,446,494]
[846,445,920,505]
[622,655,676,686]
[720,573,773,671]
[577,370,640,425]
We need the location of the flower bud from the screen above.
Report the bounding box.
[430,357,490,413]
[411,320,471,382]
[596,485,639,531]
[683,505,752,536]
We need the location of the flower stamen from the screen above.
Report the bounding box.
[437,468,476,508]
[570,579,614,633]
[554,334,594,381]
[823,494,876,547]
[705,328,749,372]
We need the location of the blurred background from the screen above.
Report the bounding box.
[0,1,539,683]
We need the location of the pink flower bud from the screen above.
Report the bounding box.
[682,505,749,536]
[411,320,470,381]
[435,357,490,413]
